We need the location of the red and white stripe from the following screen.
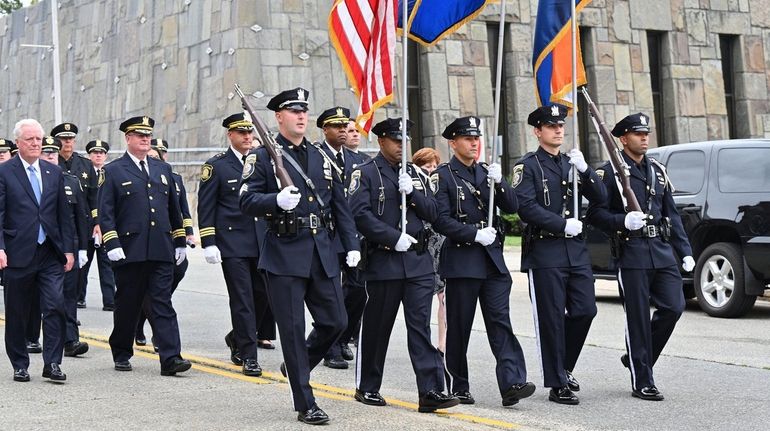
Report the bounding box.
[329,0,397,134]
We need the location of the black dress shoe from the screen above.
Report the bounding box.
[502,382,536,406]
[242,359,263,377]
[354,389,387,406]
[26,341,42,354]
[161,358,192,376]
[224,332,243,366]
[42,364,66,381]
[135,337,147,346]
[340,343,354,361]
[279,362,287,378]
[418,390,460,413]
[13,368,30,382]
[632,385,665,401]
[64,341,89,357]
[565,370,580,392]
[297,405,329,425]
[257,340,276,350]
[102,305,115,311]
[453,390,475,405]
[549,386,579,405]
[621,353,630,369]
[76,300,86,309]
[323,357,348,369]
[114,361,132,371]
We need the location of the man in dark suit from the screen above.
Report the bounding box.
[0,118,74,382]
[98,116,191,376]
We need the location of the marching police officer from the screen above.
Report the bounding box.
[198,115,269,376]
[586,113,694,401]
[98,116,191,376]
[348,118,459,413]
[79,139,117,311]
[344,120,371,160]
[51,122,97,309]
[513,104,607,405]
[431,116,535,407]
[39,137,90,357]
[309,106,368,369]
[239,88,360,425]
[0,138,15,163]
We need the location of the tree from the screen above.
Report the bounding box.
[0,0,23,15]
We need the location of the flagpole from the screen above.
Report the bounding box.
[400,0,409,235]
[487,0,506,227]
[570,0,579,218]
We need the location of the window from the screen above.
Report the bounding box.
[647,31,666,145]
[407,40,423,149]
[719,35,739,139]
[486,21,510,170]
[718,148,770,192]
[665,150,706,194]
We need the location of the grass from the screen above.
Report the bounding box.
[504,235,522,247]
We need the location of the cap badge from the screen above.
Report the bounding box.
[551,106,560,117]
[64,124,71,131]
[95,140,102,147]
[46,137,53,144]
[640,115,648,126]
[297,89,305,101]
[336,108,344,117]
[469,117,477,128]
[142,116,150,126]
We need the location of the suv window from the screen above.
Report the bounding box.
[718,147,770,192]
[666,150,706,194]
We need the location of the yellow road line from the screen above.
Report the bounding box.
[0,316,520,429]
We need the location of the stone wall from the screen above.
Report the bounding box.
[1,0,769,220]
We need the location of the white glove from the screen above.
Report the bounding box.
[487,163,503,184]
[107,247,126,262]
[624,211,647,231]
[564,218,583,236]
[346,250,361,268]
[78,250,88,268]
[474,227,497,246]
[204,245,222,264]
[394,233,417,252]
[682,256,695,272]
[276,186,301,211]
[398,172,414,194]
[567,148,588,173]
[175,247,187,266]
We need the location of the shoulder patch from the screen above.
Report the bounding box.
[348,169,362,195]
[97,169,105,187]
[512,164,525,188]
[429,172,439,194]
[201,163,213,182]
[596,169,605,180]
[242,153,258,179]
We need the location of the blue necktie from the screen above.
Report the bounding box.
[28,166,46,244]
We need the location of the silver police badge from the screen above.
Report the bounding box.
[596,169,605,180]
[242,154,257,179]
[348,169,362,195]
[160,174,168,185]
[512,164,524,188]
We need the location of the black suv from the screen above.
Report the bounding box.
[585,139,770,318]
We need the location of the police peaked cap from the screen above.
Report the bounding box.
[41,136,61,152]
[0,138,15,152]
[266,87,310,112]
[222,113,254,131]
[151,138,169,151]
[316,106,351,128]
[611,113,651,137]
[50,122,78,138]
[527,104,568,127]
[86,139,110,153]
[119,116,155,135]
[442,116,483,139]
[371,118,414,140]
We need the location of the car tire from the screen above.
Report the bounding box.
[693,242,756,318]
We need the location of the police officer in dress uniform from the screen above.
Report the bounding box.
[348,118,459,413]
[197,115,269,376]
[51,122,96,309]
[432,116,535,407]
[134,138,197,350]
[79,139,117,312]
[37,137,90,357]
[239,87,360,425]
[308,106,368,369]
[98,116,191,376]
[586,113,695,401]
[0,139,15,163]
[513,104,607,405]
[344,120,371,160]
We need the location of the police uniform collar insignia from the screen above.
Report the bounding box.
[551,105,560,117]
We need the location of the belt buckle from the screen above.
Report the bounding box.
[645,225,657,237]
[309,214,319,229]
[565,233,574,239]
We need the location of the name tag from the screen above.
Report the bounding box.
[121,181,132,186]
[227,179,238,183]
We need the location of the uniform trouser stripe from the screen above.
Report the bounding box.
[617,268,639,390]
[354,287,369,389]
[527,270,546,385]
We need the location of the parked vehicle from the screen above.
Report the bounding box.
[585,139,770,318]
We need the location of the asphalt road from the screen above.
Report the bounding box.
[1,246,768,430]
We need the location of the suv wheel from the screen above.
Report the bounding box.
[694,242,756,318]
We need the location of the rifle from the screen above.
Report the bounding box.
[233,84,294,189]
[580,87,641,212]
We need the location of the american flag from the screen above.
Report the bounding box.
[329,0,397,134]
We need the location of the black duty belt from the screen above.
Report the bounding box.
[296,214,326,229]
[533,229,584,240]
[626,224,661,238]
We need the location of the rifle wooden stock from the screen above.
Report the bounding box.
[233,84,294,189]
[579,87,642,212]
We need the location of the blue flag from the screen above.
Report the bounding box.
[398,0,491,46]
